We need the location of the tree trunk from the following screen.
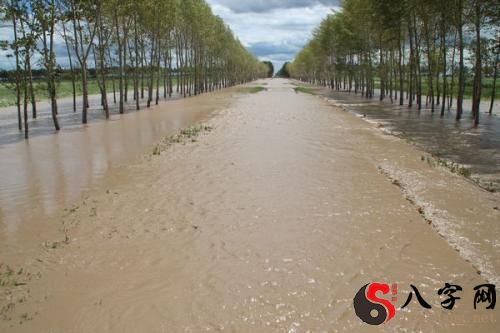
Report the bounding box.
[115,11,124,114]
[23,53,29,139]
[62,22,76,113]
[11,9,22,132]
[456,0,465,120]
[97,8,109,119]
[26,51,36,119]
[471,2,482,127]
[134,12,140,111]
[441,24,448,117]
[44,1,60,131]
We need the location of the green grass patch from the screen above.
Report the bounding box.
[373,77,498,101]
[152,125,214,156]
[0,264,25,287]
[293,86,317,95]
[422,154,498,192]
[424,155,472,178]
[0,79,114,107]
[0,77,180,108]
[238,86,267,94]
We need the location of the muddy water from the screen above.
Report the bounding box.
[1,79,499,332]
[321,89,500,191]
[0,89,185,145]
[0,88,236,258]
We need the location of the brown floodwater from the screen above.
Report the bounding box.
[320,88,500,191]
[1,79,499,332]
[0,88,235,257]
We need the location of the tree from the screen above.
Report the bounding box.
[275,62,290,78]
[2,0,23,132]
[262,61,274,78]
[1,0,267,136]
[289,0,498,126]
[34,0,60,130]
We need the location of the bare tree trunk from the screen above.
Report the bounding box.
[379,40,385,101]
[43,0,60,130]
[408,20,414,108]
[107,48,117,104]
[441,23,448,117]
[134,12,140,110]
[11,8,22,131]
[413,15,422,110]
[424,20,435,112]
[471,1,482,127]
[71,2,96,124]
[124,39,128,103]
[26,50,36,119]
[114,11,124,114]
[62,22,76,113]
[168,46,173,97]
[97,6,109,119]
[23,52,29,139]
[399,32,405,105]
[147,31,157,108]
[456,0,465,120]
[449,31,458,110]
[141,39,145,99]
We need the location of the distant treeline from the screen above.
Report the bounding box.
[261,61,274,78]
[1,0,267,139]
[289,0,499,126]
[275,62,290,78]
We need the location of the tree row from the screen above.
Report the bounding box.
[1,0,267,138]
[288,0,499,126]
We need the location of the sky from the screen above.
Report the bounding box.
[0,0,340,71]
[206,0,341,73]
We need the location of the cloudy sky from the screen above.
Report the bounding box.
[0,0,340,71]
[207,0,340,72]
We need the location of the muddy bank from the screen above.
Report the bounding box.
[1,79,499,332]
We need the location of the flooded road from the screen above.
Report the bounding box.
[0,89,234,256]
[1,79,499,332]
[320,88,500,191]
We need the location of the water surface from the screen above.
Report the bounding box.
[324,90,500,190]
[0,89,233,246]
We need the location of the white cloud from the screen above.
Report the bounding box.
[210,0,339,13]
[207,0,339,72]
[0,1,341,73]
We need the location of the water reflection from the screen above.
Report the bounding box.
[0,91,232,238]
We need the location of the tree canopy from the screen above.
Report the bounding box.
[275,62,290,78]
[0,0,267,137]
[289,0,499,125]
[261,61,274,78]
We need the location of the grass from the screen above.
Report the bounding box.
[373,77,498,101]
[423,154,472,178]
[152,125,214,156]
[0,77,181,108]
[0,265,15,287]
[293,86,317,95]
[0,79,113,108]
[422,154,498,192]
[0,264,25,287]
[238,86,267,94]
